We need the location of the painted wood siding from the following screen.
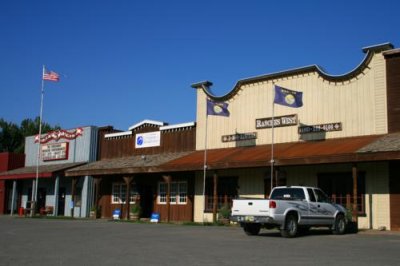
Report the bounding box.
[385,52,400,133]
[196,53,388,150]
[24,126,99,166]
[99,126,196,159]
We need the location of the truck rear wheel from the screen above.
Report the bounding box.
[243,223,261,236]
[281,214,298,238]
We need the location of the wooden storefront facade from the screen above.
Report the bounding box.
[66,120,196,222]
[0,126,98,217]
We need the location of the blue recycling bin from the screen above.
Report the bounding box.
[150,212,160,223]
[112,209,121,220]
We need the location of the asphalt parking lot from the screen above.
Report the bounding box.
[0,216,400,266]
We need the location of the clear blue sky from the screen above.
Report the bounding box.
[1,0,399,130]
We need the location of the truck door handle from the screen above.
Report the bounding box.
[248,202,253,206]
[318,204,320,208]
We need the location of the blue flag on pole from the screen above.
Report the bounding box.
[274,85,303,108]
[207,99,230,117]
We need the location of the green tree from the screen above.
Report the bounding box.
[0,119,22,152]
[0,117,60,153]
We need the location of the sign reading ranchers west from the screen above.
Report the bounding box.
[298,122,342,134]
[256,114,298,129]
[222,132,257,143]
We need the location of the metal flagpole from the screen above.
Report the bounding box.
[270,83,275,193]
[32,65,45,216]
[202,112,209,223]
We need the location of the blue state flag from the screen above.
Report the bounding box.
[274,85,303,108]
[207,99,230,117]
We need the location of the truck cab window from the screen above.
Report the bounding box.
[314,189,330,203]
[307,188,316,202]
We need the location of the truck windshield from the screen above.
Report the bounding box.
[270,188,305,201]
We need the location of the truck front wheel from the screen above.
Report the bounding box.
[332,214,346,235]
[281,214,298,238]
[243,223,261,236]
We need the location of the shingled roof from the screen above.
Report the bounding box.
[357,132,400,153]
[65,151,192,176]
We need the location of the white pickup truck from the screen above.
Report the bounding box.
[230,186,348,237]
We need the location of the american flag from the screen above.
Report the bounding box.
[43,70,60,82]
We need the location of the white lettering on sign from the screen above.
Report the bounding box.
[298,122,342,134]
[35,128,83,144]
[41,142,69,161]
[256,114,298,129]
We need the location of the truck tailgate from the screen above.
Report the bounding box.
[231,198,270,216]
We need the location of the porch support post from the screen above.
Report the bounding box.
[123,176,134,220]
[163,175,172,222]
[352,163,358,223]
[212,172,218,223]
[10,180,17,216]
[30,179,36,216]
[71,177,79,218]
[54,175,60,216]
[93,177,102,219]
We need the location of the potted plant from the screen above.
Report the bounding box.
[90,205,101,219]
[89,206,97,219]
[345,207,358,233]
[218,204,231,225]
[130,204,141,221]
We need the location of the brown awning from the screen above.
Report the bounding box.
[160,134,400,171]
[65,152,192,176]
[0,162,86,180]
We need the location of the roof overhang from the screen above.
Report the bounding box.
[0,162,87,180]
[65,133,400,176]
[159,133,400,172]
[65,152,192,177]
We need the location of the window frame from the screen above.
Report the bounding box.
[157,181,188,205]
[111,182,138,204]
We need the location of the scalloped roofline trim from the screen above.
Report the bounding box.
[191,43,394,101]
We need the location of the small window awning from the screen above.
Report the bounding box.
[0,162,86,180]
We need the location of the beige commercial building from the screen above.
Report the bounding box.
[164,43,400,230]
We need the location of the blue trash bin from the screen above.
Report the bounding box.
[112,209,121,220]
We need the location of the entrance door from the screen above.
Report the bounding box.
[140,185,153,218]
[58,187,66,215]
[37,188,46,212]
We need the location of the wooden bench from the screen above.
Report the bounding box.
[40,206,54,216]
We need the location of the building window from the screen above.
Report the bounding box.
[158,181,187,205]
[111,183,138,204]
